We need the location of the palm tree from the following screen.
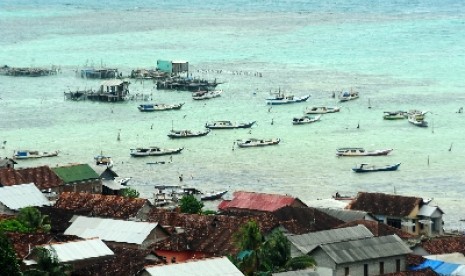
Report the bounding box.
[23,247,72,276]
[0,230,22,276]
[17,207,51,233]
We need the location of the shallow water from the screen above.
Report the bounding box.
[1,0,465,230]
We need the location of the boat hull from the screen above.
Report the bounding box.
[352,163,401,173]
[206,121,256,129]
[237,138,280,148]
[130,147,183,157]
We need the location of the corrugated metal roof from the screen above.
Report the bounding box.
[143,256,243,276]
[42,238,114,262]
[0,183,51,210]
[64,216,158,244]
[100,79,123,86]
[52,164,99,183]
[316,235,412,264]
[219,191,299,212]
[317,207,371,222]
[287,225,374,256]
[419,205,444,217]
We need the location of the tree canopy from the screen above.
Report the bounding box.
[0,230,22,276]
[120,187,140,198]
[179,194,204,214]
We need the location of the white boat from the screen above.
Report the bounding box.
[192,90,222,100]
[338,89,359,102]
[335,147,393,157]
[130,146,184,157]
[137,103,184,112]
[292,115,321,125]
[94,155,113,168]
[266,91,310,105]
[383,111,408,120]
[13,150,59,159]
[407,110,428,127]
[236,138,280,148]
[168,129,210,138]
[114,177,132,186]
[304,106,340,114]
[205,120,256,129]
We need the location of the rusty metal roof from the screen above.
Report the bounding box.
[347,192,423,217]
[218,191,305,212]
[420,236,465,255]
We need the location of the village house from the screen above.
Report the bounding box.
[337,220,415,240]
[317,207,377,223]
[138,256,243,276]
[54,192,152,220]
[0,157,17,169]
[308,235,412,276]
[218,191,308,215]
[346,192,444,237]
[51,163,102,194]
[64,216,170,249]
[23,238,115,271]
[0,183,51,215]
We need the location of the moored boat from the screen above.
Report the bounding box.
[205,120,256,129]
[168,129,210,138]
[13,150,59,159]
[201,190,228,201]
[192,90,222,100]
[338,89,359,102]
[236,138,280,148]
[332,192,355,201]
[94,155,113,168]
[130,146,184,157]
[407,110,428,127]
[304,106,340,114]
[383,111,408,120]
[335,147,393,157]
[352,162,401,173]
[292,115,321,125]
[137,103,184,112]
[266,92,310,105]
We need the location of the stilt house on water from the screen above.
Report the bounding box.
[80,68,119,79]
[64,79,130,102]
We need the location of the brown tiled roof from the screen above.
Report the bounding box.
[337,220,415,239]
[419,236,465,255]
[148,209,278,256]
[72,245,157,276]
[347,192,422,217]
[0,166,63,189]
[54,192,149,219]
[407,254,427,266]
[6,232,80,259]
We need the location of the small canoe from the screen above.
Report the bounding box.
[352,163,401,173]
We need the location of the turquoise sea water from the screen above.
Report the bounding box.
[1,1,465,230]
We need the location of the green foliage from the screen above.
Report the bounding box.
[17,206,51,233]
[201,209,217,215]
[0,218,30,233]
[23,247,72,276]
[0,230,22,276]
[234,220,263,251]
[179,195,204,214]
[258,230,291,271]
[285,255,316,271]
[120,187,140,198]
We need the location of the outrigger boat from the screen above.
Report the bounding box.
[383,111,408,120]
[236,138,280,148]
[305,106,340,114]
[130,146,184,157]
[137,103,184,112]
[352,163,401,173]
[336,147,393,157]
[292,115,321,125]
[266,91,310,105]
[205,120,256,129]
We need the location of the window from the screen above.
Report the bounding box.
[396,259,401,272]
[364,264,368,276]
[380,261,384,274]
[387,218,402,229]
[345,267,349,276]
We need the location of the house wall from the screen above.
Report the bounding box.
[135,203,152,221]
[61,180,102,194]
[154,250,210,263]
[0,202,15,215]
[312,249,407,276]
[140,227,170,249]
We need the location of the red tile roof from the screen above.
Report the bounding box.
[347,192,423,217]
[0,166,63,189]
[381,268,438,276]
[218,191,306,213]
[54,192,150,219]
[6,233,80,259]
[337,220,415,239]
[420,236,465,255]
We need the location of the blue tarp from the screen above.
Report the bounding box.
[411,259,460,275]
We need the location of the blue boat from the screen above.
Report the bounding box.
[352,163,401,173]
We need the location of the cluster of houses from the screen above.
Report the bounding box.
[1,158,464,275]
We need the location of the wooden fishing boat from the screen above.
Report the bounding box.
[236,138,280,148]
[338,89,359,102]
[13,150,59,159]
[130,146,184,157]
[94,155,113,168]
[292,115,321,125]
[137,103,184,112]
[407,110,428,127]
[201,190,228,201]
[332,192,355,201]
[383,111,408,120]
[266,92,310,105]
[192,90,222,100]
[352,163,401,173]
[168,129,210,138]
[335,147,393,157]
[304,106,340,114]
[205,120,256,129]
